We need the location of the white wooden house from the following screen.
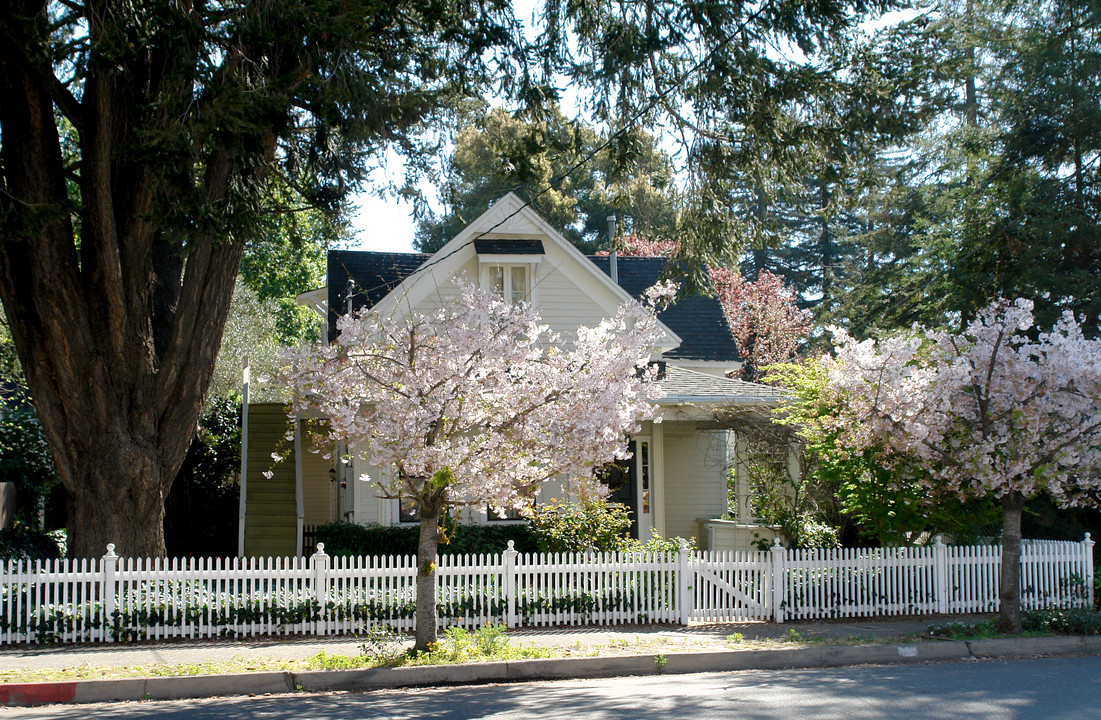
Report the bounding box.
[239,194,789,556]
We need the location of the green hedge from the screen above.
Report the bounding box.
[314,522,539,557]
[0,525,61,560]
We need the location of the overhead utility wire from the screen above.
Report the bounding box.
[404,28,744,281]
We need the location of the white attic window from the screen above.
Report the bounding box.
[475,239,543,304]
[486,263,531,303]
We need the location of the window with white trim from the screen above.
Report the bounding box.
[486,504,524,522]
[485,263,530,303]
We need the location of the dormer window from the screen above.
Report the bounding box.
[488,264,530,303]
[475,238,543,304]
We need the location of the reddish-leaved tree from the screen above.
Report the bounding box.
[710,268,810,379]
[600,238,810,378]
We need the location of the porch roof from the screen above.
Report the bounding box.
[657,365,783,405]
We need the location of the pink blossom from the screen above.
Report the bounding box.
[821,299,1101,506]
[279,282,666,513]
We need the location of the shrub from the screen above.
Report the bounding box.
[527,499,632,553]
[0,406,61,527]
[1023,608,1101,636]
[622,531,696,554]
[0,525,61,560]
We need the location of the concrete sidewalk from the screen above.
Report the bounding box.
[3,615,1100,708]
[0,616,959,672]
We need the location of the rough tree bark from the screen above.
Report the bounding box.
[0,2,255,557]
[996,491,1025,634]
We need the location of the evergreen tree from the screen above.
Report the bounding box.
[415,106,677,254]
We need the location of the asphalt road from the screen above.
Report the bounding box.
[5,655,1099,719]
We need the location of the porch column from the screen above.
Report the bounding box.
[652,420,666,537]
[294,415,305,556]
[734,433,749,523]
[237,360,249,557]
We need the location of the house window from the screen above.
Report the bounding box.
[486,264,530,303]
[398,496,420,524]
[487,505,524,522]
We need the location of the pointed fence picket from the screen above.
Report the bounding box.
[0,534,1093,644]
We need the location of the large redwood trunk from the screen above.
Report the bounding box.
[65,458,170,559]
[996,491,1025,634]
[0,3,261,557]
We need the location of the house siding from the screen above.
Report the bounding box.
[404,249,618,340]
[409,257,477,316]
[300,423,334,529]
[352,457,384,526]
[243,403,297,557]
[534,259,616,337]
[661,424,730,543]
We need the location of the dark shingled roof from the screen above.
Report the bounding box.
[325,250,741,363]
[327,250,428,342]
[589,256,741,363]
[473,239,545,255]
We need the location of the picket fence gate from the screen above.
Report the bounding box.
[0,535,1093,645]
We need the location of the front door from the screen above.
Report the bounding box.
[605,440,640,539]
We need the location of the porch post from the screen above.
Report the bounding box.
[734,433,749,523]
[652,420,666,537]
[237,359,249,557]
[294,415,305,556]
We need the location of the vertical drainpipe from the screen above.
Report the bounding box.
[607,215,618,284]
[237,357,249,558]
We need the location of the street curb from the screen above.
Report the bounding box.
[3,636,1100,707]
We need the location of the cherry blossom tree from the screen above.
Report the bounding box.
[711,268,811,379]
[281,282,671,649]
[598,238,810,378]
[821,299,1101,632]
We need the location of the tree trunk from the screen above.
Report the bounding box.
[0,5,256,559]
[63,443,171,559]
[415,512,441,652]
[996,491,1025,634]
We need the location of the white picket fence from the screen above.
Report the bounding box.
[0,535,1093,645]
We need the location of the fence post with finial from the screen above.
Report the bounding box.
[771,538,786,623]
[101,544,118,643]
[503,540,518,628]
[311,543,330,636]
[1084,533,1095,609]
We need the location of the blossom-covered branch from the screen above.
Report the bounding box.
[820,298,1101,631]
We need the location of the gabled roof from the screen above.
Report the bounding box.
[589,256,741,363]
[313,194,771,364]
[327,250,428,341]
[328,250,740,364]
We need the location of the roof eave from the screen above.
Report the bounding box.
[657,395,782,405]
